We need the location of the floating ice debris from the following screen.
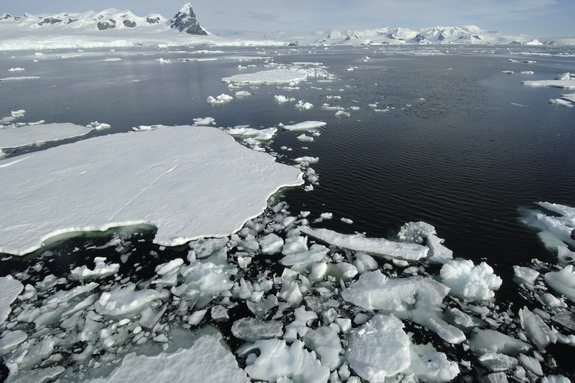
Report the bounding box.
[231,318,283,342]
[88,333,248,383]
[274,95,296,103]
[0,126,302,255]
[102,57,122,62]
[192,117,215,126]
[341,217,354,224]
[8,67,25,72]
[0,330,27,355]
[335,110,350,118]
[513,266,540,287]
[239,338,329,383]
[226,126,277,141]
[0,76,40,81]
[502,70,514,74]
[469,329,531,355]
[440,259,502,301]
[281,121,326,131]
[156,58,171,64]
[398,221,453,263]
[550,98,574,107]
[235,90,252,97]
[520,71,534,75]
[297,134,314,142]
[301,226,429,261]
[95,283,167,317]
[294,156,319,165]
[295,100,314,110]
[207,93,233,104]
[223,69,308,85]
[519,307,557,349]
[70,257,120,281]
[86,121,111,130]
[523,72,575,90]
[0,276,23,325]
[259,233,284,255]
[409,343,460,382]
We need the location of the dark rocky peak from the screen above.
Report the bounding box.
[170,3,207,35]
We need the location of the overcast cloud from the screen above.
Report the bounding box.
[2,0,573,37]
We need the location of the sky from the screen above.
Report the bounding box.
[2,0,574,38]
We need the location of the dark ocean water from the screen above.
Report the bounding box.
[1,45,575,295]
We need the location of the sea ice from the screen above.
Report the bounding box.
[544,265,575,303]
[240,339,330,383]
[274,95,296,103]
[69,257,120,280]
[95,284,167,317]
[409,343,460,381]
[222,69,309,85]
[347,315,411,382]
[0,276,23,325]
[440,259,502,301]
[523,72,575,90]
[0,126,302,255]
[231,318,283,342]
[207,93,233,104]
[469,329,531,355]
[192,117,215,126]
[519,307,557,349]
[0,123,94,150]
[281,121,327,131]
[301,226,429,261]
[0,76,40,81]
[88,333,249,383]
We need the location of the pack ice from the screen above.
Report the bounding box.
[0,123,93,150]
[0,126,302,255]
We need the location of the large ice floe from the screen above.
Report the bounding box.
[0,123,94,151]
[523,72,575,90]
[0,126,302,255]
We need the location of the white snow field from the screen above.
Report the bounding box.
[0,123,93,150]
[0,126,302,255]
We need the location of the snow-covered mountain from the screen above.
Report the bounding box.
[315,25,542,46]
[0,3,207,34]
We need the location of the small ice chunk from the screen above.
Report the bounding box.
[478,352,518,372]
[297,134,314,142]
[440,259,502,301]
[335,110,350,118]
[231,318,283,342]
[295,101,314,110]
[303,326,342,371]
[207,94,233,105]
[0,276,23,325]
[408,343,460,382]
[259,233,284,255]
[193,117,216,126]
[519,307,557,349]
[284,306,318,342]
[274,95,296,103]
[469,329,531,356]
[513,266,539,286]
[518,354,543,376]
[347,315,411,381]
[541,376,572,383]
[235,90,252,97]
[188,309,207,326]
[70,257,120,280]
[282,236,308,255]
[95,284,167,317]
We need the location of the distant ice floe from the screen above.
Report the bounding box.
[0,126,302,255]
[0,76,40,81]
[549,92,575,107]
[223,69,309,85]
[523,72,575,90]
[207,93,233,104]
[274,95,296,103]
[0,122,94,150]
[280,121,326,131]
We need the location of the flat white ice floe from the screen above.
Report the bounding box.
[0,123,93,150]
[222,69,309,85]
[0,76,40,81]
[88,333,249,383]
[0,126,302,255]
[523,72,575,90]
[301,226,429,261]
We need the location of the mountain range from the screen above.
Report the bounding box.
[0,3,572,49]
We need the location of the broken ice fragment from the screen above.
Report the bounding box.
[440,259,502,301]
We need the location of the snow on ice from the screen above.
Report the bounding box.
[0,126,302,255]
[222,69,309,85]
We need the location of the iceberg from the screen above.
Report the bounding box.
[0,126,302,255]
